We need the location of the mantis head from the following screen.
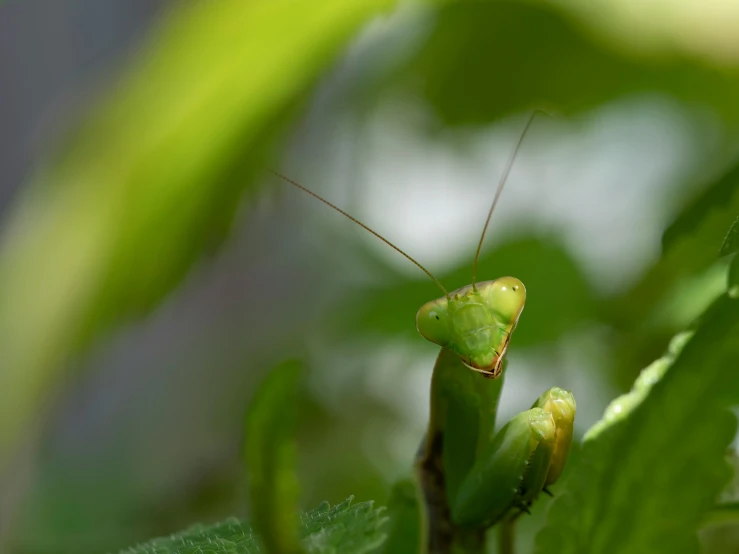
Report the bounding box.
[416,276,526,377]
[414,113,539,378]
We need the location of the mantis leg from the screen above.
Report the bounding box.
[413,350,574,554]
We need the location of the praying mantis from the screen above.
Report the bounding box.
[271,113,576,554]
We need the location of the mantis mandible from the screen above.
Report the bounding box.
[270,112,575,553]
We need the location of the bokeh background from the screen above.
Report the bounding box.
[1,0,738,553]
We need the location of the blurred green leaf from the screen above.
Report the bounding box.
[116,497,387,554]
[534,295,739,554]
[536,0,739,65]
[703,502,739,528]
[610,159,739,329]
[340,235,597,348]
[245,360,304,554]
[663,162,739,255]
[728,254,739,297]
[298,499,387,554]
[400,1,739,127]
[0,0,396,462]
[720,216,739,256]
[376,480,420,554]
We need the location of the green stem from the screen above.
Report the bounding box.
[415,433,454,554]
[498,519,515,554]
[452,527,486,554]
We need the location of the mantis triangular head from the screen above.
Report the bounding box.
[416,277,525,378]
[415,111,539,377]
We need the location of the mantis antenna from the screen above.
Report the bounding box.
[471,111,542,290]
[269,169,450,299]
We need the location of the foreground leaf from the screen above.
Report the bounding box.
[609,159,739,329]
[535,294,739,554]
[541,0,739,65]
[377,479,421,554]
[663,161,739,258]
[728,253,739,297]
[0,0,395,463]
[244,360,304,554]
[117,498,387,554]
[401,1,739,127]
[721,216,739,257]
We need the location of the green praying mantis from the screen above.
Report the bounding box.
[271,113,576,554]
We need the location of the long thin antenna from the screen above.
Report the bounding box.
[471,111,541,289]
[270,169,449,299]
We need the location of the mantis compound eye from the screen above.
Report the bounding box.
[416,299,451,347]
[485,276,526,324]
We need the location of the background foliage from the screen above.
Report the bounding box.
[0,0,738,553]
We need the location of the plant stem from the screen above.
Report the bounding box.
[415,432,454,554]
[498,519,515,554]
[452,527,486,554]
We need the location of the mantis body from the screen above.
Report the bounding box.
[272,113,576,554]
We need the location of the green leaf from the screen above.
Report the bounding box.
[534,295,739,554]
[0,0,396,463]
[400,1,739,127]
[300,499,388,554]
[116,497,387,554]
[663,163,739,256]
[728,253,739,298]
[533,0,739,66]
[611,160,739,327]
[703,502,739,528]
[377,480,421,554]
[720,216,739,256]
[245,360,305,554]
